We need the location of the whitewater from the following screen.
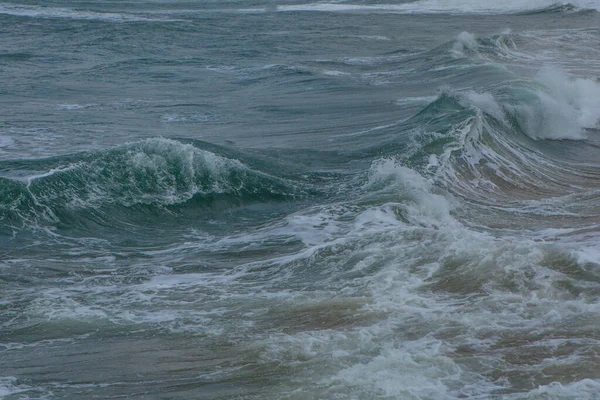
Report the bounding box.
[1,0,600,399]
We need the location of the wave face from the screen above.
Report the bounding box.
[2,3,600,400]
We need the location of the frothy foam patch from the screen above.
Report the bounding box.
[248,185,600,397]
[333,339,462,398]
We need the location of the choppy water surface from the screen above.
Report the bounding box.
[2,1,600,399]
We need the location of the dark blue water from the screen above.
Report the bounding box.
[2,1,600,398]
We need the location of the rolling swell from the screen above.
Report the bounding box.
[0,138,305,231]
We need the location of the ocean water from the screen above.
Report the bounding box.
[2,0,600,399]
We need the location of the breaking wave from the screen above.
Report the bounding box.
[0,138,304,229]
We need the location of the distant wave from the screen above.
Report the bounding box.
[0,4,181,22]
[5,1,593,20]
[274,1,598,14]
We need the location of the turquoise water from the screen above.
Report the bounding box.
[2,1,600,398]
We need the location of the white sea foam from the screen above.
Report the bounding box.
[251,162,600,397]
